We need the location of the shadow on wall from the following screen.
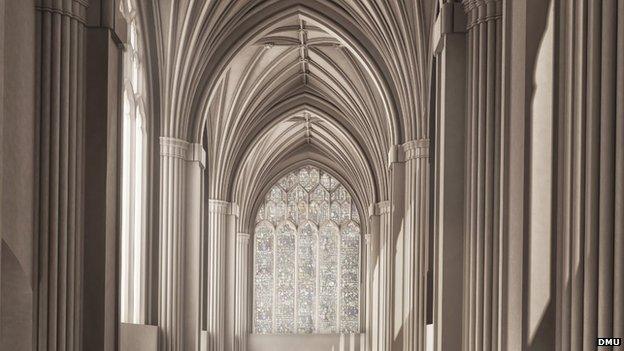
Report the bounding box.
[248,333,365,351]
[1,241,33,351]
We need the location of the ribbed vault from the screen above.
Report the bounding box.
[231,108,374,233]
[136,0,436,208]
[203,12,399,204]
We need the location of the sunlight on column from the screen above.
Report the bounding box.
[426,324,433,351]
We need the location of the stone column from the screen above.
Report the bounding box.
[366,209,381,351]
[363,233,373,351]
[35,1,88,350]
[431,3,467,351]
[401,139,430,351]
[388,146,405,351]
[82,3,128,349]
[462,1,502,350]
[206,200,238,351]
[369,200,391,351]
[158,138,204,351]
[234,232,250,351]
[555,0,624,349]
[185,144,205,351]
[158,137,189,351]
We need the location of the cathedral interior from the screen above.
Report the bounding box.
[1,0,623,350]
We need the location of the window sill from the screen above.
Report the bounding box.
[248,333,365,351]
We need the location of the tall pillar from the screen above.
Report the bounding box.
[185,144,205,351]
[388,146,405,351]
[158,137,188,351]
[35,1,88,350]
[234,232,250,351]
[158,138,204,351]
[461,1,503,350]
[367,208,381,351]
[369,200,392,351]
[206,200,238,351]
[431,3,467,351]
[555,0,624,349]
[401,139,430,351]
[364,232,373,351]
[83,4,127,349]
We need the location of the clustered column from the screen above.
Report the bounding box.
[206,200,238,351]
[461,0,502,350]
[364,232,374,350]
[234,232,250,351]
[158,137,191,351]
[185,143,206,350]
[401,139,430,351]
[430,5,467,349]
[35,1,87,349]
[556,1,624,349]
[369,200,392,351]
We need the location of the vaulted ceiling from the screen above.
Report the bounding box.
[137,0,437,227]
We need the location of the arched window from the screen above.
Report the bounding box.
[254,166,361,334]
[120,0,147,324]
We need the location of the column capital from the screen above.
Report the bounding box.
[388,139,430,166]
[387,144,405,166]
[160,137,189,159]
[186,143,206,168]
[462,0,502,29]
[208,199,239,217]
[369,201,392,217]
[438,1,467,36]
[403,139,430,161]
[36,0,89,24]
[160,137,206,167]
[237,232,251,243]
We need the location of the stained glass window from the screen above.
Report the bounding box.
[254,165,361,334]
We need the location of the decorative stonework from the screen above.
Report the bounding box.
[387,144,405,165]
[160,137,189,159]
[35,0,88,24]
[252,165,362,334]
[388,139,430,165]
[368,203,376,217]
[186,143,206,167]
[378,201,392,214]
[237,232,250,243]
[403,139,430,160]
[369,200,392,217]
[462,0,502,30]
[208,199,239,216]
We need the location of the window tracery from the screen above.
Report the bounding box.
[254,165,361,334]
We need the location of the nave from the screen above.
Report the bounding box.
[0,1,623,351]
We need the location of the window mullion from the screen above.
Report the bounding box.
[294,223,299,333]
[253,167,361,335]
[337,223,342,332]
[271,226,277,333]
[315,223,320,332]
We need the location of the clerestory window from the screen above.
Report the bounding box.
[253,165,361,334]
